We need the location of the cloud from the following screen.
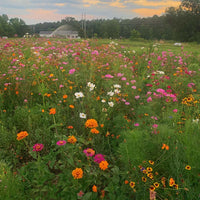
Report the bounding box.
[109,0,126,8]
[132,7,166,17]
[127,0,180,7]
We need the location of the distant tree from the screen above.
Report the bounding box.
[130,29,141,40]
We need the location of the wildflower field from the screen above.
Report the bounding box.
[0,38,200,200]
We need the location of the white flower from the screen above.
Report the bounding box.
[87,82,95,91]
[114,88,121,94]
[79,113,86,118]
[75,92,84,98]
[192,119,199,124]
[108,101,114,107]
[107,91,114,96]
[101,99,106,103]
[113,84,121,89]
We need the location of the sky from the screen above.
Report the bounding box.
[0,0,180,25]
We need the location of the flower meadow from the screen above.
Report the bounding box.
[0,38,200,200]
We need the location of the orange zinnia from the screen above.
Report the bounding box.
[85,119,98,128]
[63,94,68,99]
[92,185,97,192]
[17,131,29,141]
[90,128,99,134]
[67,135,77,144]
[99,160,109,170]
[72,168,83,179]
[49,108,56,115]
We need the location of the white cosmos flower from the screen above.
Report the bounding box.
[108,102,114,107]
[75,92,84,98]
[87,82,95,91]
[101,99,106,103]
[114,89,121,94]
[113,84,121,88]
[107,91,114,96]
[79,113,86,119]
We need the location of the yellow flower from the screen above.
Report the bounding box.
[185,165,191,170]
[154,182,159,188]
[72,168,83,179]
[17,131,29,141]
[169,178,175,187]
[129,181,135,188]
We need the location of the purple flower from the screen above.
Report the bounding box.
[94,154,105,163]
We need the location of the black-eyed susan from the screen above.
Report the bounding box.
[154,182,159,188]
[129,181,135,188]
[185,165,191,170]
[142,177,147,182]
[149,160,154,165]
[147,167,153,172]
[149,185,155,191]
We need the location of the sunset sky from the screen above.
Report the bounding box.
[0,0,180,24]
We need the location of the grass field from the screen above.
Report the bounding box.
[0,37,199,200]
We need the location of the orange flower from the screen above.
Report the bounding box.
[17,131,29,141]
[72,168,83,179]
[85,119,98,128]
[92,185,97,192]
[90,128,99,134]
[162,143,169,150]
[67,126,73,129]
[147,167,153,172]
[63,94,68,99]
[124,180,129,184]
[169,178,175,187]
[99,160,109,170]
[49,108,56,115]
[67,135,77,144]
[69,105,74,109]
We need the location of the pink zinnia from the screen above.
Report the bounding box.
[33,144,44,151]
[83,148,95,157]
[56,140,66,146]
[94,154,105,163]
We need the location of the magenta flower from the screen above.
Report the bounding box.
[135,95,140,100]
[147,96,152,103]
[33,144,44,151]
[94,154,105,163]
[104,74,114,78]
[69,68,76,74]
[134,123,140,126]
[173,109,178,113]
[56,140,66,146]
[83,148,95,157]
[152,124,158,129]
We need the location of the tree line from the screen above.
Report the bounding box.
[1,0,200,42]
